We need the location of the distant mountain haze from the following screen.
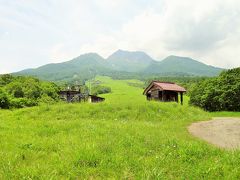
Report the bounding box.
[143,55,224,76]
[15,50,225,81]
[17,53,111,81]
[107,49,154,72]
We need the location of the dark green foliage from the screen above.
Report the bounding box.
[6,81,24,98]
[40,81,60,100]
[0,74,14,86]
[189,68,240,111]
[9,98,37,108]
[91,85,111,95]
[0,88,9,109]
[0,75,60,109]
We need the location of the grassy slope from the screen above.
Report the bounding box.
[0,76,240,179]
[211,111,240,117]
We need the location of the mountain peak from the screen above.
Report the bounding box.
[107,49,155,72]
[112,49,149,55]
[75,52,103,59]
[165,55,193,60]
[115,49,125,53]
[144,55,224,76]
[162,55,210,66]
[15,50,224,81]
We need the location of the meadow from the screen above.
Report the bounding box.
[0,76,240,179]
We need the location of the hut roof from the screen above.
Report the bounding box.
[143,81,186,95]
[89,95,105,100]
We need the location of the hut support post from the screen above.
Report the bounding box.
[180,92,183,105]
[162,91,164,101]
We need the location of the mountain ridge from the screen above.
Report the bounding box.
[107,49,154,72]
[15,49,225,82]
[143,55,223,76]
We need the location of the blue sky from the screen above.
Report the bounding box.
[1,0,240,73]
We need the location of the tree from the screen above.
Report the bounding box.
[189,68,240,111]
[6,82,24,98]
[0,74,60,109]
[0,88,9,109]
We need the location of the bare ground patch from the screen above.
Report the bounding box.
[188,117,240,149]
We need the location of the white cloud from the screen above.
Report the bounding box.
[0,0,240,73]
[81,0,240,68]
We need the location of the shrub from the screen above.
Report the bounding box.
[6,82,24,98]
[9,98,37,108]
[189,68,240,111]
[38,94,56,105]
[40,82,60,100]
[0,88,9,109]
[0,74,60,109]
[91,85,111,95]
[0,74,14,86]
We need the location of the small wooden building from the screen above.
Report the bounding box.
[143,81,186,104]
[88,95,105,103]
[59,90,83,103]
[59,90,104,103]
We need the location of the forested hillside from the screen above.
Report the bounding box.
[15,50,224,82]
[143,55,223,76]
[189,68,240,111]
[17,53,112,82]
[0,74,59,109]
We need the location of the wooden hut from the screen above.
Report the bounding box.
[88,95,105,103]
[143,81,186,104]
[59,90,83,103]
[59,90,104,103]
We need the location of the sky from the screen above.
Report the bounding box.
[0,0,240,73]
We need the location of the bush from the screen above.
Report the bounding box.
[0,74,60,109]
[38,94,57,105]
[6,82,24,98]
[40,82,60,100]
[189,68,240,111]
[0,88,9,109]
[9,98,37,108]
[0,74,14,86]
[91,85,111,95]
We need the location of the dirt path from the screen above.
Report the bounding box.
[188,117,240,149]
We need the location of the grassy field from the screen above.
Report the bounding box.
[211,111,240,117]
[0,76,240,179]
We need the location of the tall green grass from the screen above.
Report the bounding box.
[211,111,240,117]
[0,76,239,179]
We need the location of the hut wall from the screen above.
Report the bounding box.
[148,90,178,102]
[88,96,105,103]
[150,89,160,100]
[163,91,178,102]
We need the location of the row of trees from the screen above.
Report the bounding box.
[0,74,60,109]
[189,68,240,111]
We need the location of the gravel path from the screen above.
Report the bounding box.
[188,117,240,149]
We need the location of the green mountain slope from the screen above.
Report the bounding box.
[107,49,154,72]
[144,55,224,76]
[17,53,111,82]
[15,51,224,82]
